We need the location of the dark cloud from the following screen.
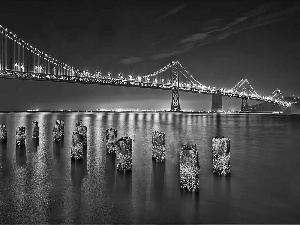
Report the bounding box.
[157,4,186,20]
[215,4,300,41]
[244,2,274,18]
[201,18,222,32]
[152,48,189,60]
[180,33,210,44]
[225,16,248,29]
[150,36,171,48]
[215,32,232,41]
[252,4,300,24]
[152,3,300,60]
[120,57,143,64]
[246,18,283,31]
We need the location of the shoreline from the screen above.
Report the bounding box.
[0,110,298,115]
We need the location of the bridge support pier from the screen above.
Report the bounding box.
[211,91,222,112]
[171,89,181,111]
[170,61,181,112]
[241,97,249,112]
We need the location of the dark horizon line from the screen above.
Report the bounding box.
[0,110,288,115]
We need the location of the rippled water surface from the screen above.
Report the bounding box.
[0,112,300,223]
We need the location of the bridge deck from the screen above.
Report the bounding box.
[0,70,291,106]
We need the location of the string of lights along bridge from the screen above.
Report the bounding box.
[0,24,295,111]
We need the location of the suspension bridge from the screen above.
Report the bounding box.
[0,24,295,112]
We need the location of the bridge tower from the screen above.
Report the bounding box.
[170,61,181,111]
[241,97,249,112]
[211,91,223,112]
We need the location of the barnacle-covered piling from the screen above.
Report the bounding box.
[16,127,26,147]
[0,124,7,143]
[106,128,118,153]
[53,120,64,142]
[71,131,84,160]
[151,131,166,162]
[116,137,133,172]
[75,120,87,146]
[212,137,231,176]
[179,143,200,192]
[32,121,39,139]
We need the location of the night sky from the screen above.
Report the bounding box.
[0,0,300,111]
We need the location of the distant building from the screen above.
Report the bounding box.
[283,97,300,114]
[248,102,282,112]
[284,96,300,103]
[248,96,300,114]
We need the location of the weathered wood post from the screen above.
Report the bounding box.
[16,127,26,147]
[116,137,133,172]
[0,124,7,143]
[106,128,118,153]
[75,120,87,146]
[57,120,64,137]
[53,120,64,142]
[151,131,166,162]
[71,131,84,160]
[32,121,39,139]
[212,137,231,175]
[179,143,200,192]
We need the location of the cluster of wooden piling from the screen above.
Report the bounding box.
[2,121,40,147]
[1,120,232,192]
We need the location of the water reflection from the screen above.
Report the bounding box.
[53,142,61,159]
[179,190,200,223]
[71,159,87,188]
[11,158,27,223]
[105,153,116,194]
[0,142,7,164]
[153,113,160,131]
[115,171,132,197]
[211,175,232,223]
[0,112,299,224]
[150,161,165,202]
[71,147,88,188]
[32,138,39,152]
[16,146,27,166]
[215,113,222,137]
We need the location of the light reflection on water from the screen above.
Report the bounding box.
[0,112,300,223]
